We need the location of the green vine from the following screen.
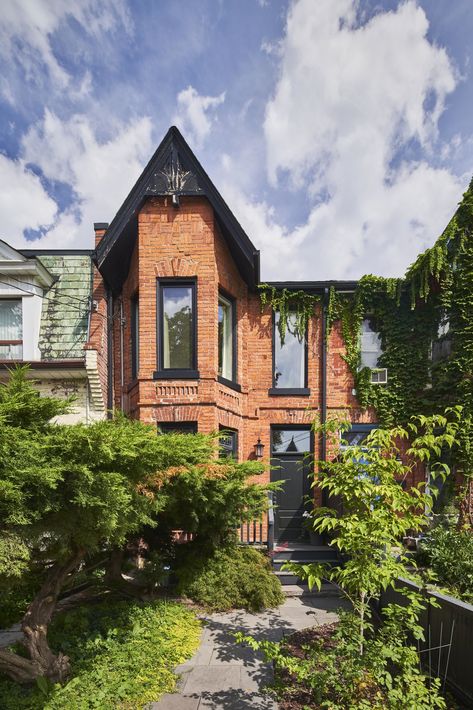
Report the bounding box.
[259,285,320,344]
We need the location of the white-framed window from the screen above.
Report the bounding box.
[360,318,383,369]
[0,299,23,360]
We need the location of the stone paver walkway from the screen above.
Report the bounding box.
[150,596,349,710]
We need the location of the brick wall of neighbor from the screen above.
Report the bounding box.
[85,225,109,409]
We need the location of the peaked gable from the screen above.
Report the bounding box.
[95,126,260,292]
[0,239,27,261]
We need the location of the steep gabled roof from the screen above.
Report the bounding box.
[95,126,260,292]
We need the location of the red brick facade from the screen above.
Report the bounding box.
[92,195,376,498]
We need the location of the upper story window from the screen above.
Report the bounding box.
[155,279,198,379]
[431,314,452,363]
[0,299,22,360]
[218,291,236,383]
[360,318,383,369]
[272,311,307,391]
[131,293,139,380]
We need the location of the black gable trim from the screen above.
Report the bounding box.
[96,126,259,292]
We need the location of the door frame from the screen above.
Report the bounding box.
[270,424,314,543]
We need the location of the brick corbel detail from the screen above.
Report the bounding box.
[154,256,199,278]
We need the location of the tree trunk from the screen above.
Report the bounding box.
[0,548,84,684]
[359,591,366,657]
[457,477,473,529]
[105,547,146,599]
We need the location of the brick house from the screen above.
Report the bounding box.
[91,126,380,546]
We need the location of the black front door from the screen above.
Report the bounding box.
[270,427,312,543]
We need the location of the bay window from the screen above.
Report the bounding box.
[0,299,22,360]
[218,291,236,384]
[155,279,198,379]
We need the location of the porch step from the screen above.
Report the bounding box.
[272,557,338,572]
[271,544,340,586]
[271,544,338,562]
[282,583,341,598]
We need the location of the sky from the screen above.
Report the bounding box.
[0,0,472,281]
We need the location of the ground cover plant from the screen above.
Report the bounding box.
[174,544,284,611]
[0,600,201,710]
[0,366,273,688]
[238,411,461,709]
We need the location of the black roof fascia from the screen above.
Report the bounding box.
[96,126,260,292]
[265,280,358,292]
[19,249,94,257]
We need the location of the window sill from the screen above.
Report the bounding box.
[268,387,310,396]
[218,376,241,393]
[153,369,200,380]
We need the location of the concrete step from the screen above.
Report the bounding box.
[272,557,338,571]
[282,582,341,597]
[271,544,338,562]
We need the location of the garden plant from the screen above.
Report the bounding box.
[238,410,461,709]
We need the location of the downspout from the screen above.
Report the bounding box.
[321,287,328,463]
[119,298,125,411]
[106,288,114,417]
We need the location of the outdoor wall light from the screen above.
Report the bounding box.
[254,438,265,460]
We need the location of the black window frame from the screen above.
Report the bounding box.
[130,292,139,380]
[159,421,198,434]
[217,287,240,391]
[219,425,238,459]
[269,310,310,396]
[154,277,199,380]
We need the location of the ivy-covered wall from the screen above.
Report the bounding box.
[260,178,473,523]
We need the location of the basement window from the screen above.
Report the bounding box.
[0,299,22,360]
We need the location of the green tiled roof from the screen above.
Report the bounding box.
[37,255,92,360]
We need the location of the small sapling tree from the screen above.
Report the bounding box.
[285,410,460,654]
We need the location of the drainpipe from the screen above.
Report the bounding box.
[119,299,125,411]
[106,289,114,417]
[321,288,328,463]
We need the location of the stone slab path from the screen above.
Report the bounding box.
[150,596,349,710]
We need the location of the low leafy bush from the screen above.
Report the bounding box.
[0,600,201,709]
[175,544,284,612]
[239,606,448,710]
[418,524,473,603]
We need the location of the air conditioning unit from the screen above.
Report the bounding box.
[370,368,387,384]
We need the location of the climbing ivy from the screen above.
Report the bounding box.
[258,284,320,344]
[258,180,473,521]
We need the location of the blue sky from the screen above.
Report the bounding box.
[0,0,472,280]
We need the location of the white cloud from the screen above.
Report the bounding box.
[173,86,225,147]
[0,155,57,241]
[0,111,154,249]
[240,0,466,279]
[0,0,129,93]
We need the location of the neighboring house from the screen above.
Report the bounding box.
[0,240,106,422]
[89,126,380,545]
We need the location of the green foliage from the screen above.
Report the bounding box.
[238,604,447,709]
[155,457,271,549]
[0,366,72,430]
[418,523,473,603]
[286,413,459,619]
[0,600,201,709]
[259,284,320,344]
[175,544,284,612]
